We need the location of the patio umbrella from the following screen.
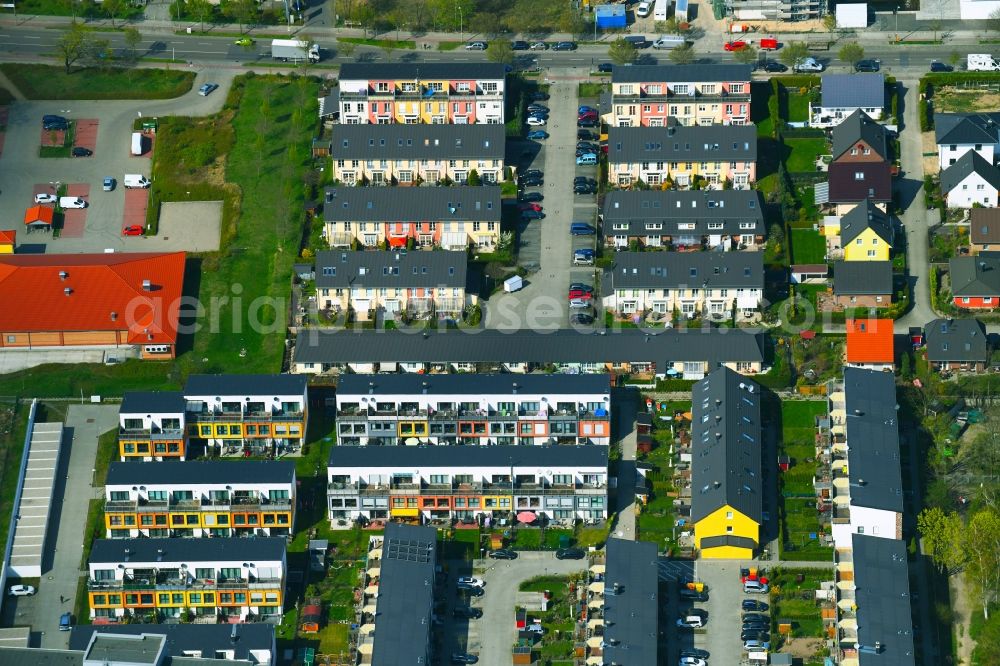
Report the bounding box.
[586,636,603,648]
[357,642,373,655]
[588,581,605,593]
[586,657,604,665]
[361,602,377,614]
[516,511,536,523]
[404,437,419,446]
[358,623,376,635]
[589,564,605,574]
[364,585,379,595]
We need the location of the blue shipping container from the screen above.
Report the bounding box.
[595,4,627,29]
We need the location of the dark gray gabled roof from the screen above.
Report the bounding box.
[106,461,295,487]
[293,328,766,371]
[607,125,757,163]
[371,523,437,666]
[690,368,762,525]
[833,261,893,295]
[602,190,763,238]
[602,539,659,666]
[924,318,989,363]
[323,187,501,223]
[184,374,307,397]
[89,538,286,565]
[852,534,916,666]
[935,112,1000,146]
[338,62,507,82]
[949,255,1000,296]
[314,250,466,289]
[337,373,610,396]
[940,150,1000,194]
[120,391,186,415]
[840,200,894,245]
[609,251,763,290]
[820,73,885,109]
[332,124,505,161]
[612,63,752,84]
[970,208,1000,244]
[70,624,274,662]
[318,89,338,118]
[329,444,609,469]
[843,367,904,514]
[832,110,889,161]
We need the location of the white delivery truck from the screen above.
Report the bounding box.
[131,132,144,156]
[968,54,1000,71]
[653,0,669,21]
[59,196,87,209]
[123,174,151,189]
[271,39,321,63]
[652,35,688,49]
[503,275,524,293]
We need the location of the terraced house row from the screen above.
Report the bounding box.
[117,375,309,461]
[609,64,753,127]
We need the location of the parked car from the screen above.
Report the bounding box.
[521,169,543,180]
[527,130,549,140]
[525,623,545,634]
[680,649,710,660]
[521,176,544,187]
[529,91,549,100]
[724,41,748,51]
[743,639,770,651]
[520,191,543,202]
[451,654,478,664]
[59,613,72,631]
[527,104,549,114]
[577,118,599,128]
[103,177,116,192]
[573,249,595,265]
[529,42,548,50]
[570,313,595,325]
[512,40,529,50]
[488,549,518,560]
[553,41,576,51]
[521,210,545,220]
[453,606,484,619]
[570,222,596,235]
[741,630,771,642]
[526,116,546,126]
[742,599,769,612]
[465,41,487,50]
[762,61,788,72]
[122,225,144,236]
[578,103,597,113]
[794,57,824,72]
[568,298,591,310]
[568,289,593,301]
[459,585,484,596]
[34,193,57,204]
[635,0,652,16]
[855,59,880,72]
[577,129,596,141]
[71,146,93,157]
[930,60,954,72]
[42,114,66,125]
[519,202,543,212]
[198,83,220,96]
[59,197,87,209]
[679,589,709,602]
[676,615,705,629]
[569,282,594,293]
[8,585,35,597]
[576,153,598,165]
[43,118,68,130]
[574,182,596,194]
[597,63,614,73]
[743,622,769,633]
[555,547,586,559]
[744,580,769,594]
[743,612,769,623]
[574,176,597,187]
[578,111,598,120]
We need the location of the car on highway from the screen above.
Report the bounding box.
[636,0,652,16]
[234,37,254,47]
[521,209,545,220]
[8,585,35,597]
[71,146,93,157]
[742,599,769,612]
[451,654,478,664]
[597,63,614,73]
[724,40,748,51]
[930,60,954,72]
[520,191,543,202]
[794,57,824,72]
[680,649,710,660]
[855,59,880,72]
[34,193,57,204]
[512,40,529,50]
[576,153,598,165]
[199,83,220,96]
[526,116,546,126]
[465,41,487,50]
[122,225,144,236]
[762,61,788,72]
[676,615,705,629]
[571,313,595,325]
[453,606,484,619]
[529,41,548,50]
[103,177,115,192]
[519,202,543,212]
[553,41,577,51]
[527,130,548,140]
[488,548,518,560]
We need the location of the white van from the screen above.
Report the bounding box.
[131,132,144,156]
[124,174,151,189]
[653,0,669,22]
[59,196,87,209]
[653,35,687,50]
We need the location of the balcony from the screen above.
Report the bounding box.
[118,427,184,441]
[188,409,302,422]
[327,480,605,496]
[613,90,751,104]
[105,497,292,513]
[88,577,283,592]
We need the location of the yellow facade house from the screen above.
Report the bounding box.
[691,367,762,559]
[840,199,894,262]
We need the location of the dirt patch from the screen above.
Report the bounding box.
[935,89,1000,114]
[40,126,66,148]
[922,131,939,176]
[780,637,825,660]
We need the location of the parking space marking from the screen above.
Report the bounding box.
[60,183,90,238]
[123,188,150,234]
[73,119,99,152]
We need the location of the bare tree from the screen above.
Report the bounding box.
[55,22,88,73]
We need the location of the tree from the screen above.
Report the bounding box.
[779,41,810,68]
[822,13,837,33]
[103,0,126,28]
[487,39,514,66]
[949,50,961,68]
[929,18,942,42]
[227,0,258,33]
[917,507,965,574]
[188,0,213,32]
[558,11,588,37]
[123,26,141,61]
[338,40,356,60]
[838,42,865,67]
[964,509,1000,619]
[55,22,88,74]
[667,43,696,65]
[608,37,637,66]
[989,7,1000,36]
[733,45,758,66]
[467,168,481,186]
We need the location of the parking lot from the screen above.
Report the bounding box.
[0,68,231,254]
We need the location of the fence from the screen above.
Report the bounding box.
[0,399,37,616]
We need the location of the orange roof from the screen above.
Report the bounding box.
[0,230,14,245]
[0,252,186,345]
[24,206,54,226]
[846,318,894,363]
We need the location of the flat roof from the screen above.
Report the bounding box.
[602,538,659,665]
[844,368,904,513]
[120,391,186,415]
[106,461,295,487]
[89,537,285,566]
[9,420,63,577]
[371,523,436,666]
[330,444,609,469]
[84,633,163,665]
[184,374,307,397]
[70,624,274,661]
[337,373,610,396]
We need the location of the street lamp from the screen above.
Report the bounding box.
[894,5,899,42]
[455,3,463,41]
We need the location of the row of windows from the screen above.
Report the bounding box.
[121,442,183,455]
[193,424,302,437]
[91,590,280,607]
[337,221,498,232]
[107,513,290,527]
[335,160,500,169]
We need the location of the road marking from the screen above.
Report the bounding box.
[22,35,40,39]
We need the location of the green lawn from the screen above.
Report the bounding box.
[39,121,75,158]
[790,228,827,264]
[779,400,833,561]
[339,36,416,50]
[769,567,831,638]
[92,428,118,487]
[784,138,826,173]
[0,402,30,550]
[787,93,811,122]
[0,64,194,100]
[637,422,683,552]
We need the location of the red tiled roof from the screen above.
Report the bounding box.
[846,318,894,363]
[0,252,186,345]
[0,230,14,245]
[24,206,54,226]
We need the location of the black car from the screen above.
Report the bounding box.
[570,282,594,293]
[574,176,597,186]
[930,60,954,72]
[571,313,595,325]
[529,92,550,101]
[489,548,518,560]
[555,547,586,559]
[577,141,598,152]
[512,40,529,50]
[577,118,599,128]
[42,114,67,124]
[573,183,595,194]
[521,177,544,187]
[44,120,69,131]
[459,586,485,597]
[742,599,769,612]
[451,655,478,665]
[679,589,709,602]
[577,129,596,141]
[597,62,613,73]
[855,59,880,72]
[553,41,577,51]
[741,630,770,642]
[520,169,543,180]
[680,649,710,660]
[453,606,484,619]
[742,613,769,623]
[762,61,788,73]
[527,104,549,114]
[743,622,769,633]
[71,146,93,157]
[521,209,545,220]
[520,191,543,202]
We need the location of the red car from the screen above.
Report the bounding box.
[519,202,543,212]
[122,225,144,236]
[578,112,598,121]
[724,41,748,51]
[568,289,593,300]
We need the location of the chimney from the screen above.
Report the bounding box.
[142,279,152,291]
[110,312,118,322]
[64,287,72,296]
[59,271,68,280]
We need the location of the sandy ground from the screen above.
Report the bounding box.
[935,89,1000,114]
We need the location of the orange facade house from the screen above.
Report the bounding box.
[0,252,185,359]
[845,318,895,372]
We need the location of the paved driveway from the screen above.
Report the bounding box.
[682,558,756,666]
[0,67,233,254]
